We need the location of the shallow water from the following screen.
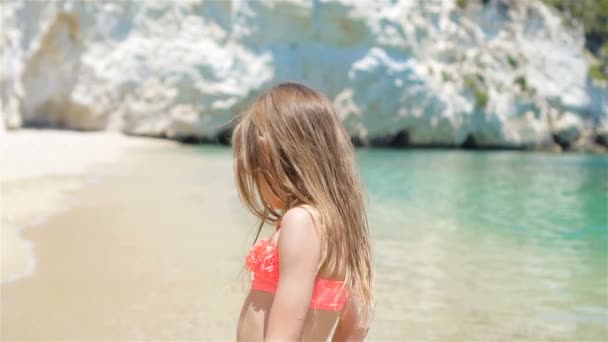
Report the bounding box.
[2,144,606,341]
[360,149,608,340]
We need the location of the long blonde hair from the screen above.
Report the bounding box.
[231,82,374,323]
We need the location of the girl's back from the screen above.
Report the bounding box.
[231,82,373,340]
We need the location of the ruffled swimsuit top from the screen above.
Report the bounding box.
[246,238,348,311]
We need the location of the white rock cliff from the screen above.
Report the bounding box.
[1,0,606,149]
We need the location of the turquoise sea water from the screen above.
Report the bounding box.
[362,150,607,254]
[357,150,608,340]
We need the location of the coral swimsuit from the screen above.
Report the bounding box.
[246,237,348,311]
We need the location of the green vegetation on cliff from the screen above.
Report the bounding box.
[464,74,489,108]
[542,0,608,80]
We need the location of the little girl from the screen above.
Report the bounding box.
[232,82,374,341]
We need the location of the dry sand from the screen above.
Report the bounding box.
[1,130,173,284]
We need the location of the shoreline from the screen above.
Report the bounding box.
[4,128,608,154]
[133,131,608,153]
[0,130,178,284]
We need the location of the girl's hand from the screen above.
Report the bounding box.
[264,207,321,341]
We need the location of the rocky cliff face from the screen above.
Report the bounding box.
[1,0,606,150]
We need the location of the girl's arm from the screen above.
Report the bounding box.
[264,207,321,341]
[332,296,369,342]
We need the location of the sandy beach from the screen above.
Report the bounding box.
[1,130,257,339]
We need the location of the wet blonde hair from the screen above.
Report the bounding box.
[231,82,374,322]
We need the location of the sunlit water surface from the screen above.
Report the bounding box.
[358,149,607,340]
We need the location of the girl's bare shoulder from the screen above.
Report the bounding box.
[276,206,321,269]
[280,206,318,233]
